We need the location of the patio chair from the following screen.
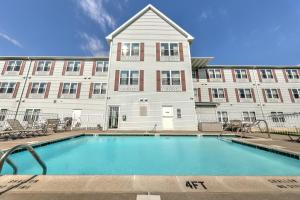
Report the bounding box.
[223,120,243,133]
[46,119,60,133]
[6,119,46,138]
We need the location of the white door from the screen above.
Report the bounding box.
[162,106,174,130]
[72,109,82,128]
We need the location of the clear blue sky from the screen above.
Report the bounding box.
[0,0,299,65]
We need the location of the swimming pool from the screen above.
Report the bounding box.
[1,135,300,175]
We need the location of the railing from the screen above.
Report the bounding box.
[0,150,17,174]
[0,144,47,175]
[265,112,300,134]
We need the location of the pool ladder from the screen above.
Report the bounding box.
[0,144,47,175]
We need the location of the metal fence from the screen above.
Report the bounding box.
[265,112,300,134]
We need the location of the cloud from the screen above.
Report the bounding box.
[78,0,116,31]
[80,32,107,56]
[0,32,22,48]
[271,25,281,33]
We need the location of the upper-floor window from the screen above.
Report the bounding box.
[31,82,47,94]
[212,88,225,99]
[96,61,108,73]
[292,89,300,99]
[67,61,81,72]
[161,71,180,85]
[120,70,139,85]
[0,109,8,121]
[62,83,78,94]
[239,89,252,99]
[160,43,178,57]
[217,111,228,123]
[208,69,221,79]
[93,83,107,95]
[7,60,22,72]
[270,112,285,123]
[235,69,248,79]
[242,111,256,122]
[260,69,273,79]
[286,69,299,79]
[23,109,40,122]
[265,89,279,99]
[122,43,140,57]
[0,82,16,94]
[37,61,52,72]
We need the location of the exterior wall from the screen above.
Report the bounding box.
[107,9,197,131]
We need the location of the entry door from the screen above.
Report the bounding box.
[162,106,174,130]
[72,109,82,128]
[108,106,119,129]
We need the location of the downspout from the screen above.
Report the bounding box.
[252,66,266,120]
[14,57,32,119]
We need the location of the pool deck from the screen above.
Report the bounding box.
[1,131,300,199]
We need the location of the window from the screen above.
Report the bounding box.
[66,61,81,72]
[260,69,273,79]
[271,112,285,123]
[37,61,52,72]
[121,43,140,56]
[161,71,180,85]
[286,69,299,79]
[177,109,182,118]
[242,111,256,122]
[212,88,225,98]
[160,43,178,56]
[93,83,107,95]
[292,89,300,99]
[265,89,279,99]
[0,82,16,94]
[239,89,252,99]
[120,70,139,85]
[96,61,108,72]
[7,60,22,72]
[23,109,40,122]
[0,109,8,121]
[235,69,248,79]
[31,83,47,94]
[217,111,228,123]
[208,69,221,79]
[62,83,78,94]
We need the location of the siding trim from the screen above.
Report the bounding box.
[114,70,120,91]
[181,70,186,91]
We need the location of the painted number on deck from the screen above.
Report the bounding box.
[185,181,207,190]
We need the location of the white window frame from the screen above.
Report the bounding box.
[235,69,248,79]
[208,69,222,79]
[93,83,107,95]
[66,61,81,72]
[30,82,47,95]
[6,60,22,72]
[217,111,229,123]
[242,111,256,122]
[270,112,285,123]
[239,88,252,99]
[212,88,225,99]
[36,60,52,72]
[62,83,78,95]
[292,89,300,99]
[0,82,16,94]
[120,70,139,86]
[286,69,299,79]
[23,109,41,122]
[121,43,140,57]
[160,42,179,57]
[95,61,108,73]
[261,69,273,79]
[265,89,279,99]
[161,70,181,86]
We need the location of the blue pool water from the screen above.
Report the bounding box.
[1,136,300,175]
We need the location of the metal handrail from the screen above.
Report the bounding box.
[0,144,47,175]
[0,150,17,175]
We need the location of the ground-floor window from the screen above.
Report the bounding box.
[242,111,256,122]
[217,111,228,123]
[23,109,41,122]
[177,108,182,118]
[271,112,285,123]
[0,109,8,121]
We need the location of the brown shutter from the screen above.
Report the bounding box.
[251,88,256,103]
[156,43,160,61]
[262,89,267,103]
[80,61,84,75]
[181,70,186,91]
[288,89,295,103]
[206,69,210,82]
[197,88,201,102]
[114,70,120,91]
[235,88,240,102]
[140,43,144,61]
[277,89,283,102]
[92,61,96,76]
[247,69,252,82]
[179,43,184,61]
[208,88,212,102]
[44,82,51,98]
[62,61,67,75]
[19,61,26,75]
[272,69,278,82]
[221,69,225,82]
[231,69,236,82]
[156,70,161,92]
[76,83,81,99]
[1,61,8,75]
[26,82,32,98]
[282,69,288,82]
[12,82,20,98]
[116,42,121,61]
[257,69,262,82]
[195,69,199,81]
[89,83,94,98]
[32,61,38,75]
[57,83,63,98]
[139,70,144,91]
[49,61,55,75]
[224,88,229,102]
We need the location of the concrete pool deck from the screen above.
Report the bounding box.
[1,131,300,199]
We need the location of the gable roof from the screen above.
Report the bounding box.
[106,4,194,43]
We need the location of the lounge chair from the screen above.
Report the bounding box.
[6,119,46,138]
[224,120,243,133]
[46,119,60,133]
